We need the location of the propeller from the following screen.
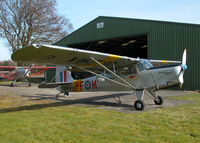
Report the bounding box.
[179,49,187,87]
[24,64,35,77]
[182,49,187,66]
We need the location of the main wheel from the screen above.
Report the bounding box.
[64,92,69,97]
[134,100,145,111]
[154,96,163,105]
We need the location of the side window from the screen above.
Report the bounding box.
[115,65,137,75]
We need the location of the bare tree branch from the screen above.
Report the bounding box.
[0,0,73,53]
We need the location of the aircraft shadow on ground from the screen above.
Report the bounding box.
[0,83,29,87]
[0,93,135,113]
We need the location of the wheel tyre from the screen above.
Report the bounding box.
[64,92,69,97]
[134,100,145,111]
[154,96,163,105]
[11,83,14,87]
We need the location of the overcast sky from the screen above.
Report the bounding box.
[1,0,200,61]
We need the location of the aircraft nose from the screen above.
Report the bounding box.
[178,64,187,87]
[181,64,187,71]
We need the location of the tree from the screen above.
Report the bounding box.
[0,0,73,52]
[0,60,17,66]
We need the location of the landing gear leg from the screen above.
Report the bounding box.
[11,80,17,87]
[114,96,122,104]
[56,92,61,99]
[25,79,31,87]
[28,82,31,86]
[134,90,145,111]
[146,89,163,105]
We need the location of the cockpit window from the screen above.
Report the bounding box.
[137,60,153,71]
[115,65,137,75]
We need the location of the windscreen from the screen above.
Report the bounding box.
[137,60,153,71]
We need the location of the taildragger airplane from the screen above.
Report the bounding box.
[12,44,187,110]
[0,65,55,87]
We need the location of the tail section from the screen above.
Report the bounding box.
[56,66,74,83]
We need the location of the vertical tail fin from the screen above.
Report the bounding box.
[56,66,74,83]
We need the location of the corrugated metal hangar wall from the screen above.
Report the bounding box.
[55,16,200,90]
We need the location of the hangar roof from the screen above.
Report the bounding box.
[55,16,200,44]
[54,16,200,58]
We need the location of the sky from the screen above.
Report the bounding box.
[1,0,200,61]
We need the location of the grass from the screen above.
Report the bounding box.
[0,93,200,143]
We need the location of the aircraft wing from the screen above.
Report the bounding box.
[0,66,16,71]
[24,66,56,69]
[150,59,181,66]
[11,44,140,71]
[12,44,181,71]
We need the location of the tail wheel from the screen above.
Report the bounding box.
[154,96,163,105]
[134,100,145,111]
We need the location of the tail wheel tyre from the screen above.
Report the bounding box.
[134,100,145,111]
[154,96,163,105]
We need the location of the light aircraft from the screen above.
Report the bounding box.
[0,65,34,86]
[0,65,55,87]
[11,44,187,110]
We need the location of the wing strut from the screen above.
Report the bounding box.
[90,57,137,90]
[77,66,132,89]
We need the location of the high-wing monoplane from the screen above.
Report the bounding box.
[0,65,55,87]
[11,44,187,110]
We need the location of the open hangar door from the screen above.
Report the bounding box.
[67,34,148,59]
[66,34,148,79]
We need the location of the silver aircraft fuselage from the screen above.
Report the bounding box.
[56,60,183,93]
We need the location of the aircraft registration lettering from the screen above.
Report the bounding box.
[73,80,83,92]
[91,80,97,89]
[73,80,97,91]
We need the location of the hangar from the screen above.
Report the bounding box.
[53,16,200,90]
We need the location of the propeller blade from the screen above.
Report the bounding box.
[179,49,187,88]
[179,71,184,88]
[182,49,187,65]
[178,71,184,84]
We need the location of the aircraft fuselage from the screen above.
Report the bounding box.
[57,63,182,93]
